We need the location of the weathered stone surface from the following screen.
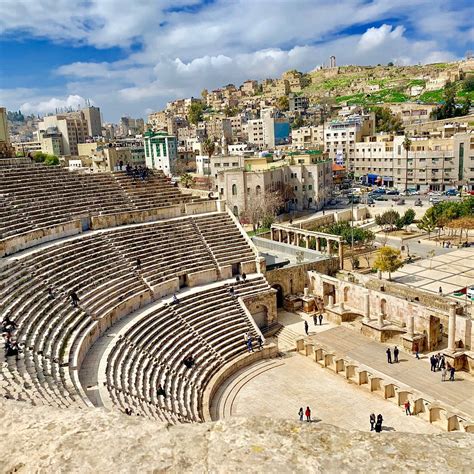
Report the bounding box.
[0,399,472,473]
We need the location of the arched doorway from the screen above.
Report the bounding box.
[272,284,284,308]
[343,286,349,302]
[250,304,268,329]
[380,298,387,315]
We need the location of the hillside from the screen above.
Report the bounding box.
[299,61,474,106]
[1,398,473,473]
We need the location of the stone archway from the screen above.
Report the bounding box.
[249,304,269,329]
[272,284,284,308]
[323,282,336,305]
[343,286,350,303]
[380,298,387,316]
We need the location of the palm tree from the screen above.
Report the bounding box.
[202,138,216,190]
[402,134,412,193]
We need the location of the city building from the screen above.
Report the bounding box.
[38,113,89,156]
[248,109,290,149]
[82,106,102,137]
[0,107,14,157]
[324,114,375,170]
[288,94,309,113]
[144,130,178,175]
[39,127,62,156]
[291,126,324,149]
[216,152,332,215]
[453,132,474,191]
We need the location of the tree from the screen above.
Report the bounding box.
[277,95,289,111]
[241,190,284,231]
[180,173,195,189]
[187,102,204,125]
[402,134,411,193]
[32,151,59,166]
[430,82,471,119]
[417,211,437,239]
[372,106,403,133]
[387,61,394,67]
[402,208,416,230]
[463,76,474,92]
[375,209,400,232]
[202,138,216,190]
[201,89,208,100]
[373,246,404,280]
[292,113,304,129]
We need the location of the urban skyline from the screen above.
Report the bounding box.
[1,0,473,121]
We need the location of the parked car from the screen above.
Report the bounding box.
[367,197,375,205]
[429,196,442,204]
[386,189,399,195]
[348,195,361,204]
[428,190,442,196]
[444,189,459,197]
[372,188,386,194]
[374,195,388,201]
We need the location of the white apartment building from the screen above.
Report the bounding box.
[353,134,464,191]
[291,125,324,149]
[324,115,375,170]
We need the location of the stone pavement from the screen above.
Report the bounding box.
[391,248,474,298]
[231,353,441,434]
[313,326,474,418]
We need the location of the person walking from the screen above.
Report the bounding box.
[305,406,311,422]
[394,346,399,363]
[247,337,253,353]
[404,400,412,416]
[241,273,247,282]
[441,367,447,382]
[375,414,383,432]
[157,384,166,398]
[135,257,142,271]
[257,335,263,351]
[370,413,376,431]
[413,342,420,360]
[298,407,304,422]
[449,366,455,381]
[386,347,392,364]
[318,313,323,325]
[304,320,309,336]
[69,289,80,308]
[313,314,318,326]
[430,355,436,372]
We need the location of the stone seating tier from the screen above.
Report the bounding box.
[105,277,269,422]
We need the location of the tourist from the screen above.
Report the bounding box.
[243,332,249,343]
[124,407,132,416]
[441,367,447,382]
[228,287,235,297]
[313,314,318,326]
[119,160,124,171]
[299,407,304,422]
[1,315,17,334]
[318,313,323,325]
[449,366,455,381]
[370,413,376,431]
[430,355,436,372]
[439,354,446,370]
[257,335,263,351]
[135,258,142,271]
[247,337,253,353]
[235,275,241,283]
[69,289,80,308]
[304,320,309,336]
[438,286,443,295]
[375,414,383,432]
[386,347,392,364]
[404,400,412,416]
[47,287,55,300]
[241,273,247,282]
[157,384,166,398]
[394,346,399,363]
[183,355,195,369]
[5,340,21,361]
[413,342,420,360]
[305,406,311,422]
[172,294,179,305]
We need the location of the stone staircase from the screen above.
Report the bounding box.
[274,326,301,352]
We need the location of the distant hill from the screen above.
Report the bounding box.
[299,61,474,107]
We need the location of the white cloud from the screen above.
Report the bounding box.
[0,0,468,120]
[20,95,92,115]
[358,24,405,51]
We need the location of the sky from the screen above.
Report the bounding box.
[0,0,473,122]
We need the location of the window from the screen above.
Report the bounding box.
[308,172,312,177]
[232,184,237,196]
[294,186,298,191]
[256,185,261,195]
[308,185,313,190]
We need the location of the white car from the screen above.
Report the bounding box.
[428,191,442,196]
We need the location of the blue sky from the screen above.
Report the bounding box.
[0,0,473,122]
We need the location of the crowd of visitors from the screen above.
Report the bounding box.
[298,406,312,422]
[370,413,384,432]
[243,332,263,352]
[123,163,153,181]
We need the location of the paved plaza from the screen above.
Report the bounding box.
[391,248,474,298]
[313,326,474,418]
[231,354,441,434]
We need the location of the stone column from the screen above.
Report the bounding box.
[407,314,414,338]
[305,236,310,248]
[378,312,384,327]
[363,293,370,322]
[328,295,334,308]
[339,301,345,311]
[278,229,282,242]
[338,241,344,269]
[304,287,309,297]
[448,303,457,351]
[315,238,321,252]
[327,240,332,256]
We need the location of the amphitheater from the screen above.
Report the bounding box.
[1,157,473,473]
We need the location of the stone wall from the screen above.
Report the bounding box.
[265,259,338,297]
[0,220,83,257]
[241,289,278,328]
[188,268,219,287]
